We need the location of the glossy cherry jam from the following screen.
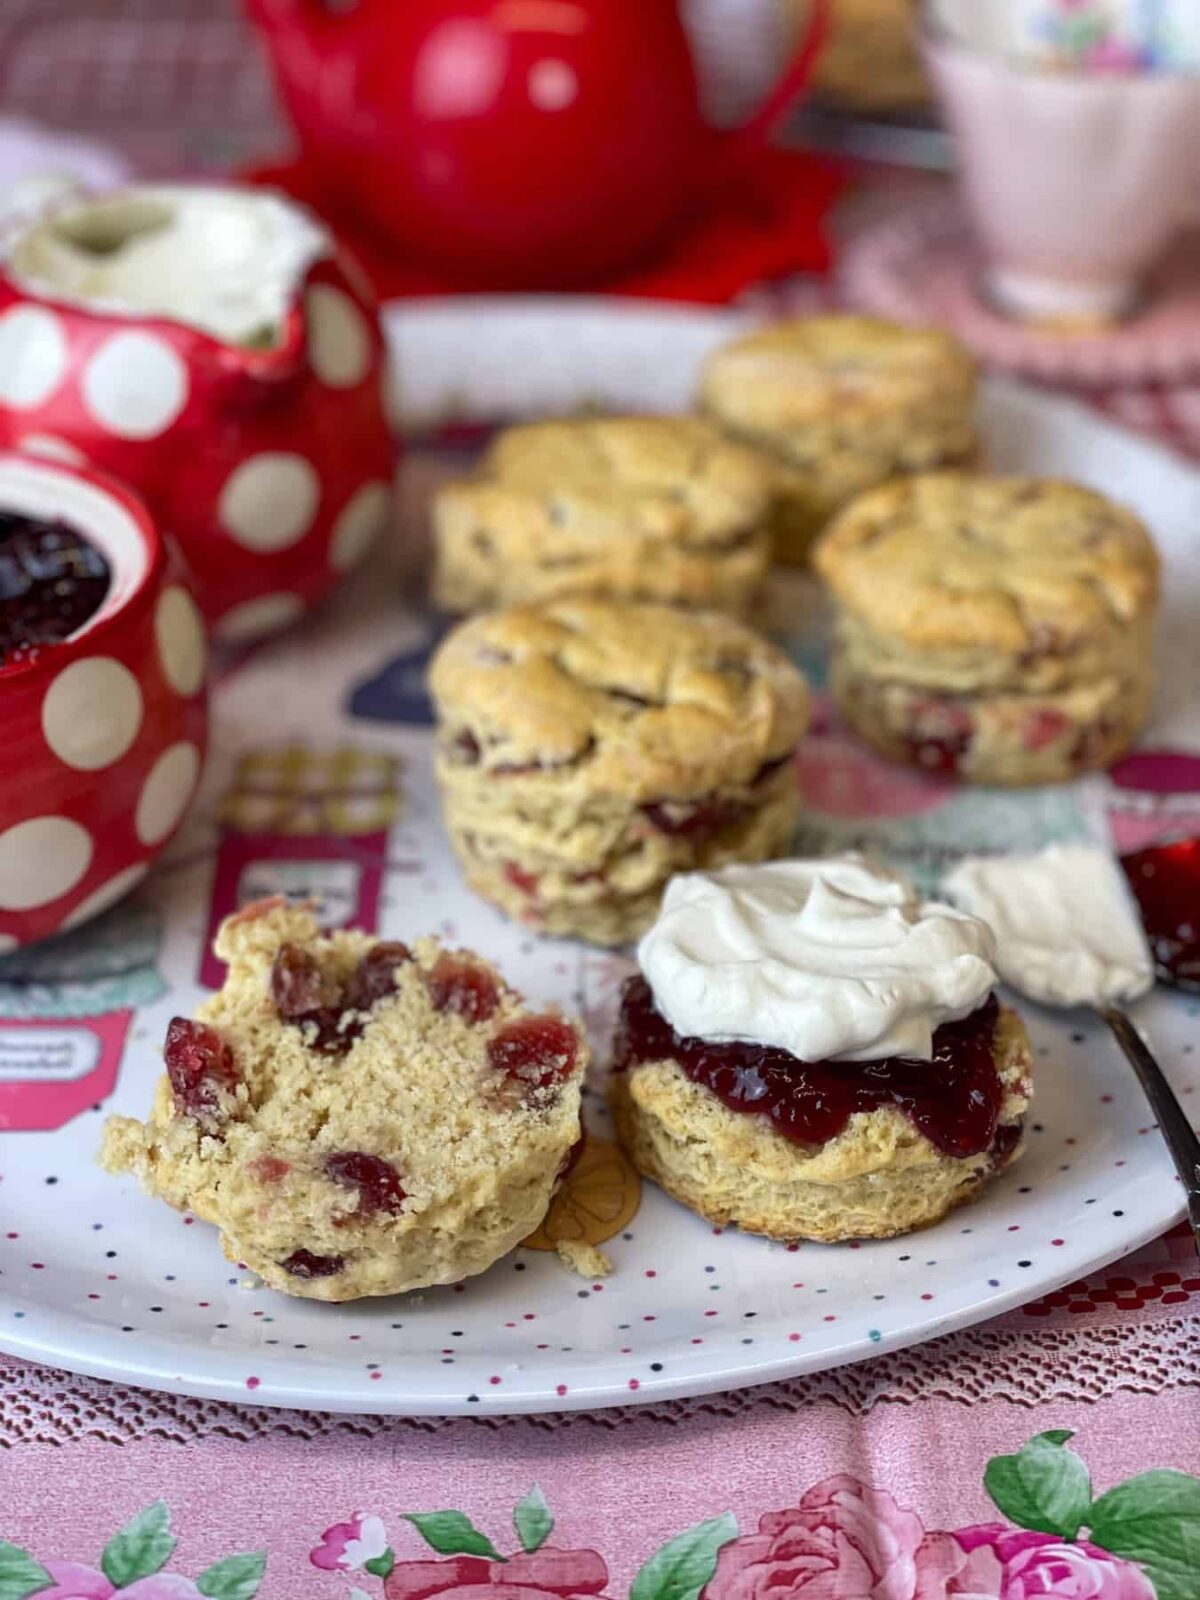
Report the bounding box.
[613,977,1006,1159]
[0,510,110,666]
[1122,838,1200,993]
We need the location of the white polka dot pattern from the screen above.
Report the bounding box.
[307,284,371,389]
[0,307,68,409]
[82,332,189,440]
[135,741,201,847]
[155,587,206,697]
[219,454,320,553]
[215,592,305,642]
[41,658,143,772]
[18,434,86,466]
[0,816,92,910]
[62,863,149,930]
[330,481,392,572]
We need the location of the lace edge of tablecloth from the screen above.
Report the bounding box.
[2,1313,1198,1445]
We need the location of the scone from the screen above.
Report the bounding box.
[433,416,773,618]
[782,0,927,113]
[610,859,1032,1243]
[698,315,978,564]
[100,899,587,1301]
[814,474,1160,787]
[429,599,809,947]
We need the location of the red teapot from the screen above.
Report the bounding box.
[246,0,830,287]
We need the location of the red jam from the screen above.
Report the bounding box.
[1122,838,1200,993]
[613,976,1005,1159]
[0,511,111,667]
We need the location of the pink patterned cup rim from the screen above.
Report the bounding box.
[839,196,1200,386]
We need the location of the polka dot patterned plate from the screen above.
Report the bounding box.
[1,301,1198,1416]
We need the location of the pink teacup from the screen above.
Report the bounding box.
[924,2,1200,323]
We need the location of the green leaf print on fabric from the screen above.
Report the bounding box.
[402,1513,505,1562]
[513,1486,555,1555]
[195,1551,268,1600]
[629,1513,738,1600]
[1090,1470,1200,1600]
[100,1501,177,1589]
[984,1430,1093,1540]
[0,1541,53,1600]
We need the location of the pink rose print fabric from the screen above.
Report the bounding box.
[385,1549,611,1600]
[956,1528,1156,1600]
[38,1565,204,1599]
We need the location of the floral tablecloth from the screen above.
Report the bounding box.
[0,5,1198,1597]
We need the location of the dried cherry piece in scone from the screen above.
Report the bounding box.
[504,861,540,898]
[164,1018,240,1117]
[345,942,412,1012]
[246,1155,291,1184]
[641,797,747,841]
[271,944,358,1055]
[280,1249,345,1279]
[1020,707,1072,752]
[426,954,501,1023]
[325,1152,407,1216]
[488,1016,579,1094]
[270,944,328,1018]
[903,695,975,775]
[449,729,482,765]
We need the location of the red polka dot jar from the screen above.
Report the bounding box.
[0,450,207,949]
[0,184,395,640]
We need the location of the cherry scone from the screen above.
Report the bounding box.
[101,899,588,1300]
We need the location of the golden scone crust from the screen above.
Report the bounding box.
[429,599,808,800]
[430,600,809,946]
[814,474,1160,666]
[611,1006,1031,1243]
[434,416,773,617]
[100,901,587,1301]
[699,316,978,563]
[814,475,1159,785]
[784,0,928,112]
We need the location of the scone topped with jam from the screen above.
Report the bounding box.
[611,857,1032,1243]
[814,473,1160,786]
[429,598,809,947]
[433,416,773,618]
[100,899,588,1301]
[699,315,978,565]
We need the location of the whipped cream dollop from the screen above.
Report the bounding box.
[637,857,998,1064]
[944,845,1154,1010]
[9,185,327,346]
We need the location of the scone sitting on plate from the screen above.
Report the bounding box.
[433,416,773,618]
[814,474,1160,787]
[698,315,978,565]
[429,599,809,947]
[610,858,1032,1243]
[100,899,588,1301]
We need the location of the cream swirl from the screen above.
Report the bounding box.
[637,857,998,1063]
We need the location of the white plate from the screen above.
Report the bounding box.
[1,299,1198,1417]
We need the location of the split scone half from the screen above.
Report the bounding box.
[101,899,588,1300]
